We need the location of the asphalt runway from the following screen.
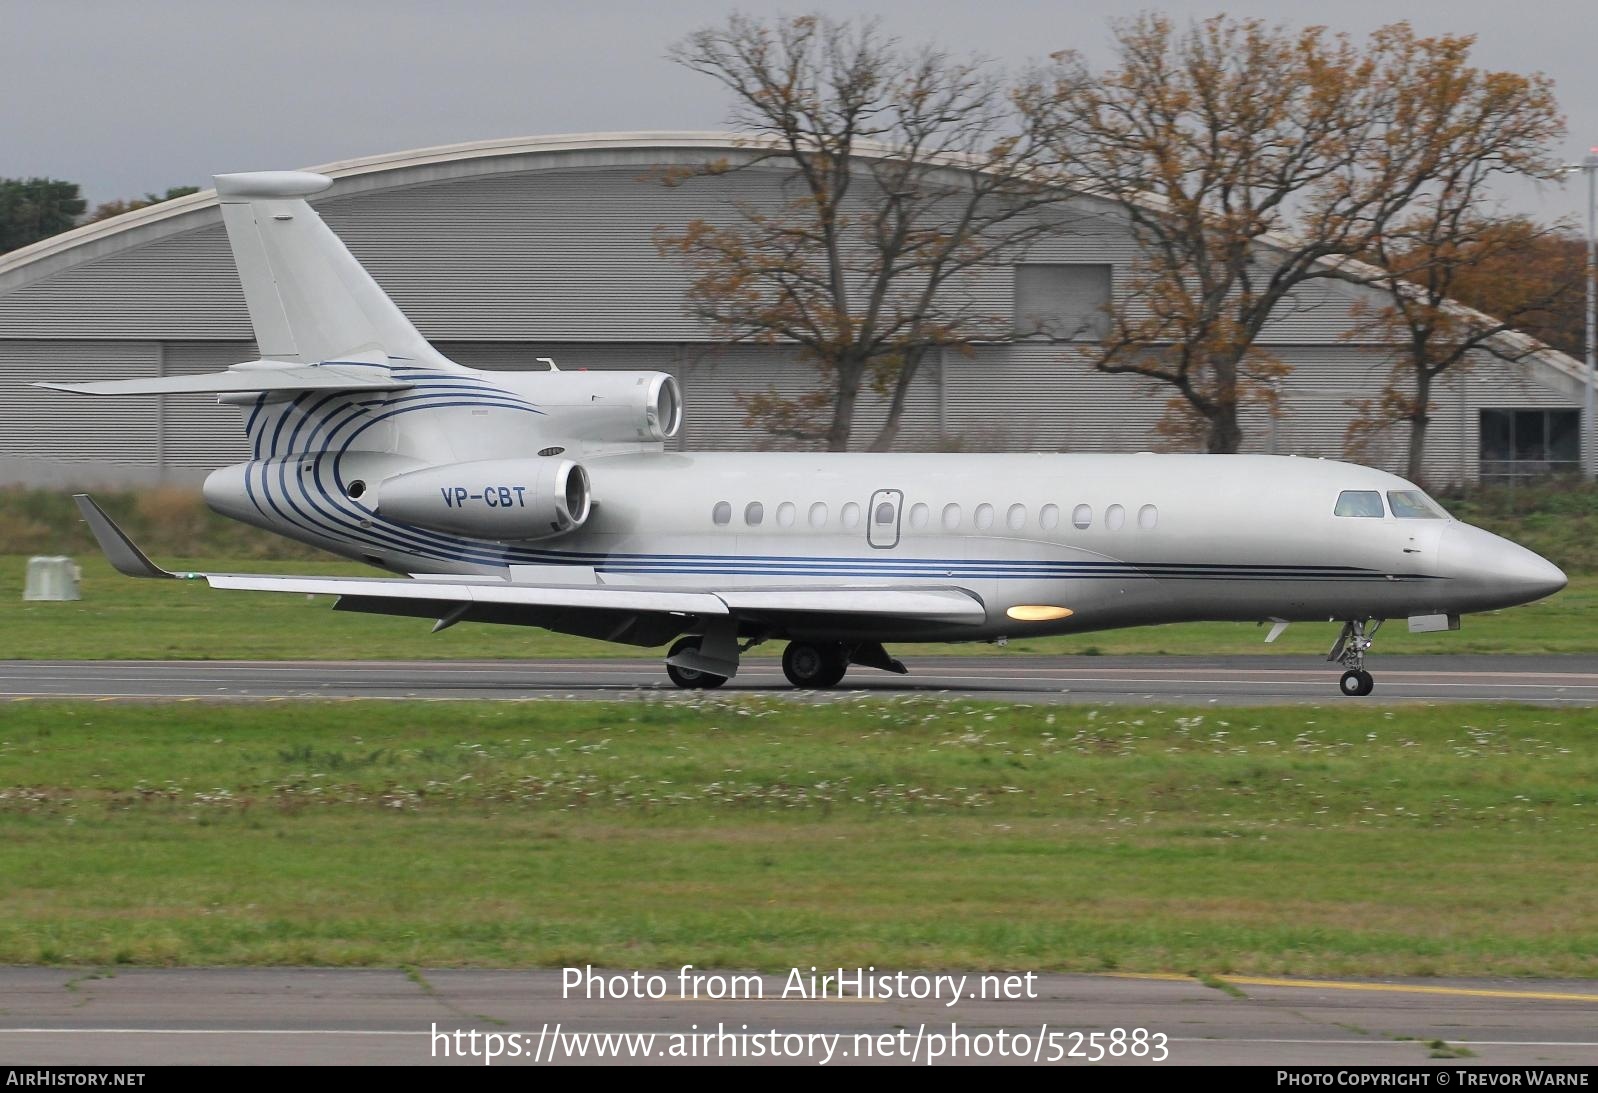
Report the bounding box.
[2,654,1597,706]
[2,968,1595,1066]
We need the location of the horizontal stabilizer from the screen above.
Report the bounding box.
[36,361,412,396]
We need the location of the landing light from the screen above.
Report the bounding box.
[1006,605,1074,622]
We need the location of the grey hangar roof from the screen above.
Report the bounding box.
[0,131,1585,487]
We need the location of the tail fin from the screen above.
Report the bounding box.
[213,171,458,369]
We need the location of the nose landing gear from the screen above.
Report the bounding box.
[1329,619,1381,697]
[1339,669,1374,697]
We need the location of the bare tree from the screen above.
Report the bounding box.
[657,14,1066,451]
[1025,16,1560,454]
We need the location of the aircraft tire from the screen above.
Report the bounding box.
[782,641,849,689]
[666,636,726,690]
[816,644,849,688]
[1339,669,1374,697]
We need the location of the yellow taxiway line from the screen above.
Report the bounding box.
[1109,972,1598,1004]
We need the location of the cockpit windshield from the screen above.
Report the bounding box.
[1334,490,1384,518]
[1335,488,1451,519]
[1387,490,1448,519]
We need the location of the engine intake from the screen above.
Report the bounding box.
[375,457,590,540]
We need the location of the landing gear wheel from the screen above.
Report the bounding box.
[666,636,727,690]
[782,641,849,689]
[1339,669,1374,697]
[1331,619,1380,697]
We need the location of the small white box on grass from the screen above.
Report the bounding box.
[23,556,81,601]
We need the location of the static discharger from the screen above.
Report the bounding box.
[1006,605,1074,622]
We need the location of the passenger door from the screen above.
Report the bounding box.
[867,488,903,549]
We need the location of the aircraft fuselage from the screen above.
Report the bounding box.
[203,448,1565,645]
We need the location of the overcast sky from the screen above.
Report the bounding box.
[4,0,1594,222]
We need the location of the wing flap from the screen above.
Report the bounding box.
[202,573,731,616]
[720,588,985,624]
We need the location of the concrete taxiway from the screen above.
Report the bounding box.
[1,655,1596,705]
[2,967,1595,1066]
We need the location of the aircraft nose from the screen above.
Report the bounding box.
[1438,523,1567,608]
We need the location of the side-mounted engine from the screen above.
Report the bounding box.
[374,457,591,540]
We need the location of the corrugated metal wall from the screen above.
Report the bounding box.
[159,342,257,467]
[0,334,1581,485]
[0,153,1583,487]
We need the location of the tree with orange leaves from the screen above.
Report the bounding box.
[1025,16,1565,455]
[1346,218,1579,484]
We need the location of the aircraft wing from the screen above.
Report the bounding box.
[73,496,986,639]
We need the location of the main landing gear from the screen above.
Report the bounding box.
[662,637,908,690]
[1329,618,1381,697]
[781,641,850,689]
[665,636,728,690]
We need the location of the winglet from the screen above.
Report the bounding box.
[73,495,175,579]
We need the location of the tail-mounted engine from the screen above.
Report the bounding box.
[375,457,590,540]
[533,371,681,444]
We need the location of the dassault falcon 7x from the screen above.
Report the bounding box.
[41,171,1567,696]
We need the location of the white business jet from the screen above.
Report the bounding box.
[41,172,1567,696]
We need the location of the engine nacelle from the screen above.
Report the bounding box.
[374,458,590,540]
[531,371,681,444]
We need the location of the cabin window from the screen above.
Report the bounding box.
[1334,490,1384,518]
[909,502,930,529]
[745,501,764,526]
[1072,504,1092,530]
[809,502,828,528]
[942,503,962,530]
[842,502,861,529]
[1040,503,1060,530]
[1007,504,1027,531]
[713,501,731,526]
[1387,490,1447,519]
[975,503,995,530]
[1106,504,1126,530]
[874,502,895,525]
[777,501,796,527]
[1138,504,1158,530]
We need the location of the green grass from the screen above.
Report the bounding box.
[1441,481,1598,576]
[2,553,1590,660]
[1,698,1595,975]
[0,487,326,561]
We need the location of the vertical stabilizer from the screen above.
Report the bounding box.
[213,171,457,369]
